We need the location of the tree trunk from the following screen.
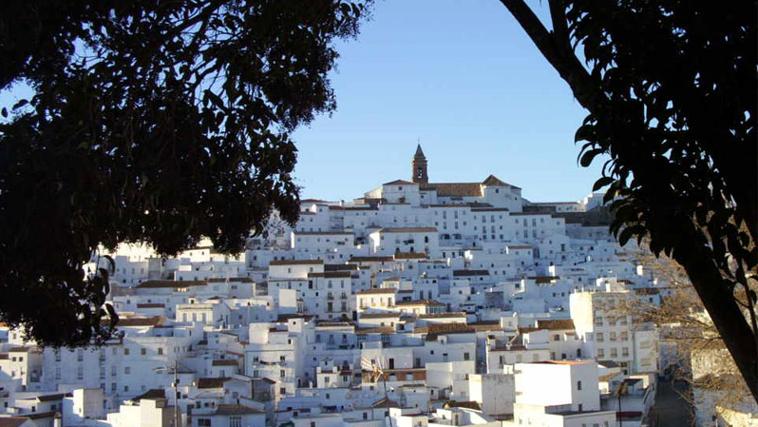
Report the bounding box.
[499,0,758,401]
[672,222,758,401]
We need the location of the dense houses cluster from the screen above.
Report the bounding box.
[1,147,669,427]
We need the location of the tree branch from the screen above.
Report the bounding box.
[499,0,605,111]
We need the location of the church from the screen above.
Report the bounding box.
[362,145,524,211]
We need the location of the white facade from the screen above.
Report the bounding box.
[0,147,666,427]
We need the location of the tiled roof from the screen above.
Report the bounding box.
[349,256,394,262]
[379,227,437,233]
[136,280,206,289]
[115,316,163,327]
[394,299,445,307]
[453,269,489,277]
[324,264,359,272]
[197,377,230,389]
[131,389,166,401]
[36,393,65,402]
[269,259,324,266]
[136,303,165,308]
[315,321,353,327]
[308,271,352,278]
[418,312,466,319]
[359,313,400,319]
[207,277,253,283]
[538,360,591,366]
[536,319,575,330]
[294,231,353,236]
[356,327,395,335]
[444,400,482,410]
[276,314,315,322]
[416,323,475,340]
[481,175,508,186]
[421,183,482,197]
[356,288,397,295]
[25,412,57,420]
[429,202,493,208]
[0,417,33,427]
[214,404,263,415]
[394,252,428,260]
[371,397,400,408]
[468,321,503,332]
[471,207,510,212]
[383,179,417,186]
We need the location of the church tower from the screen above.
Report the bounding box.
[412,144,428,184]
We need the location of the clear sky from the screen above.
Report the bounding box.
[292,0,603,203]
[0,0,605,203]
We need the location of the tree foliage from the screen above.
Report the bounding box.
[500,0,757,399]
[0,0,370,346]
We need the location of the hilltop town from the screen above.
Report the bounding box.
[1,147,670,427]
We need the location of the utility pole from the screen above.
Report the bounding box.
[617,381,627,427]
[173,359,180,427]
[154,362,181,427]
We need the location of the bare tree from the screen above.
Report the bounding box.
[631,252,754,419]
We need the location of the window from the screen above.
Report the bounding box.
[140,348,146,356]
[198,419,211,427]
[230,416,242,427]
[463,352,470,361]
[577,380,582,390]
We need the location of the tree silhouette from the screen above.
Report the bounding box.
[500,0,757,399]
[0,0,370,346]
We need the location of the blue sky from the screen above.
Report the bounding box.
[0,0,604,203]
[292,0,601,202]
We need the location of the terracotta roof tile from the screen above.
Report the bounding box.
[197,377,230,389]
[269,259,324,266]
[536,319,575,330]
[421,183,482,197]
[136,280,206,289]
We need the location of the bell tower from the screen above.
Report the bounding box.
[412,144,428,184]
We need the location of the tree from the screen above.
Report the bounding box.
[499,0,757,399]
[629,252,751,422]
[0,0,370,346]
